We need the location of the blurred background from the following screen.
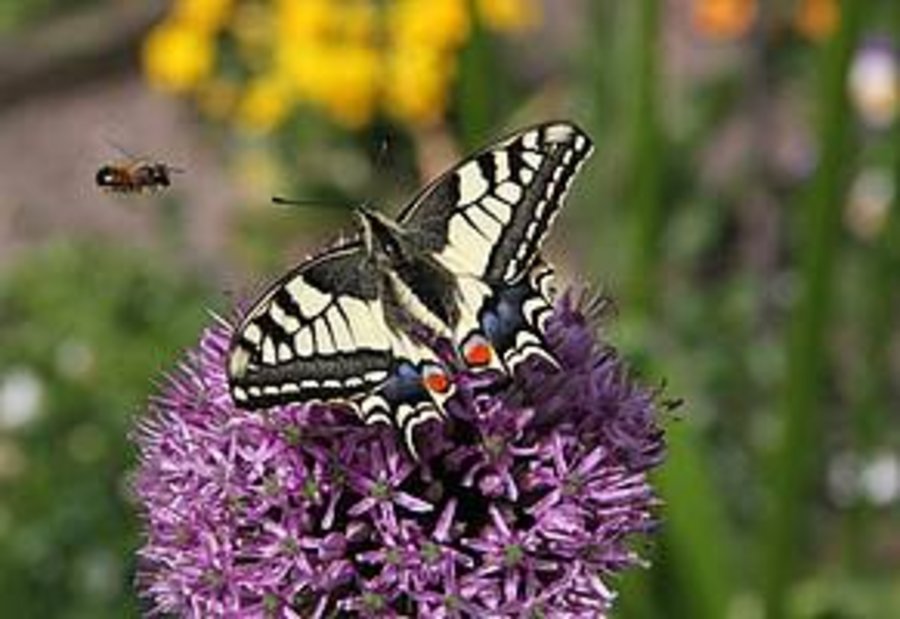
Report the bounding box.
[0,0,897,617]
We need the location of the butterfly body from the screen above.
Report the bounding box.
[357,208,462,338]
[228,121,593,453]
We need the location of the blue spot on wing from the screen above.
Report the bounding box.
[378,361,430,408]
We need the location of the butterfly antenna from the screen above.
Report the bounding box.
[272,195,354,210]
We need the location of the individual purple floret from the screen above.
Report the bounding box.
[132,291,667,618]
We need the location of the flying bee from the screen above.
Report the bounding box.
[94,141,183,194]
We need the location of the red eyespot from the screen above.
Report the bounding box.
[422,365,451,394]
[463,335,493,367]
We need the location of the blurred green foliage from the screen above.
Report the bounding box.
[0,243,213,618]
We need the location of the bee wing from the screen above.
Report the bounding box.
[102,136,141,163]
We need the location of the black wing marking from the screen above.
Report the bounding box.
[398,121,593,286]
[228,242,400,407]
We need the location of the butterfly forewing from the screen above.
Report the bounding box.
[399,121,593,285]
[228,241,450,447]
[229,243,396,406]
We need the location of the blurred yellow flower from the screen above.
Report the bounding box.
[385,45,453,126]
[317,45,382,128]
[334,0,378,44]
[381,0,473,126]
[278,42,380,128]
[171,0,234,32]
[476,0,540,33]
[794,0,839,41]
[142,20,216,93]
[691,0,756,40]
[388,0,470,50]
[235,75,294,133]
[277,42,326,98]
[273,0,380,127]
[144,0,543,131]
[277,0,335,40]
[277,0,375,44]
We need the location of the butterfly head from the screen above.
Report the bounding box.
[356,207,410,268]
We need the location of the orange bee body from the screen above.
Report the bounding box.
[95,161,176,193]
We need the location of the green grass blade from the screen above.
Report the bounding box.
[625,0,664,316]
[457,15,497,150]
[761,2,864,616]
[658,422,736,619]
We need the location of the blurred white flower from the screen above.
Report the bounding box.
[859,451,899,506]
[845,166,894,241]
[0,368,44,430]
[848,39,899,129]
[827,449,900,507]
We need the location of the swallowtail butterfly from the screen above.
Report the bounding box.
[228,121,593,454]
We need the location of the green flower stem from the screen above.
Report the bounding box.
[626,0,664,316]
[457,15,496,151]
[617,569,661,619]
[657,423,735,619]
[762,2,863,617]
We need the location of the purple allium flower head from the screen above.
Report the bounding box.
[133,291,667,618]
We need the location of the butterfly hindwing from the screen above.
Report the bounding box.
[360,357,450,457]
[448,258,559,376]
[399,121,593,286]
[484,260,558,372]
